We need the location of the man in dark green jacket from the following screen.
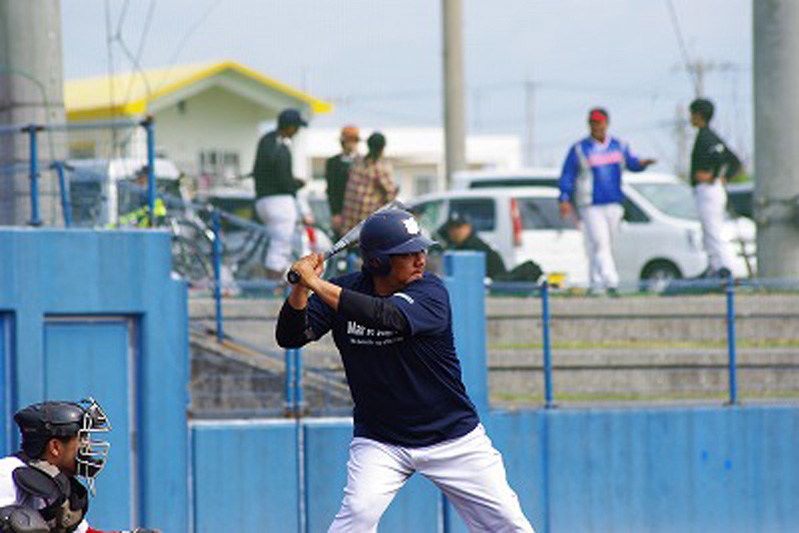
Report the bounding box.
[252,108,307,279]
[437,212,543,282]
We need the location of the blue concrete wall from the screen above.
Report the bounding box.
[0,228,189,532]
[189,407,799,533]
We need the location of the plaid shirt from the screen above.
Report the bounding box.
[342,157,398,232]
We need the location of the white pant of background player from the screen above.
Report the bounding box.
[578,203,623,291]
[255,194,300,273]
[694,180,734,272]
[328,424,535,532]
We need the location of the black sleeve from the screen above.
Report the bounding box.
[338,289,410,334]
[723,146,742,179]
[276,300,315,348]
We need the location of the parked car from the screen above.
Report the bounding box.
[727,181,753,219]
[416,170,757,287]
[66,157,186,226]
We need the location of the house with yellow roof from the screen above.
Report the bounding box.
[64,60,331,189]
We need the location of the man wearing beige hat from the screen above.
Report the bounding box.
[325,126,361,238]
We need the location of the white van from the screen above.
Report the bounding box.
[435,169,757,287]
[66,158,184,227]
[409,187,590,286]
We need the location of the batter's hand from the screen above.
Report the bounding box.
[640,158,657,169]
[291,253,325,288]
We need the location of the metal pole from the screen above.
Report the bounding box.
[294,347,305,533]
[24,125,41,226]
[442,0,467,188]
[285,349,295,415]
[142,117,156,226]
[52,161,72,227]
[212,210,224,343]
[753,0,799,278]
[725,275,738,405]
[541,280,554,408]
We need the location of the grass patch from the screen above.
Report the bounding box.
[488,339,799,350]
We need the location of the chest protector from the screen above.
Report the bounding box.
[10,458,88,533]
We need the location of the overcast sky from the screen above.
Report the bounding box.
[61,0,752,174]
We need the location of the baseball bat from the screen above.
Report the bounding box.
[286,199,408,285]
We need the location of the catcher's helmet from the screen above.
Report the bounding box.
[360,209,435,275]
[14,398,111,494]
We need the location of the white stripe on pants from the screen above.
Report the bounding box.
[694,181,733,272]
[578,203,623,290]
[328,424,535,533]
[255,194,298,272]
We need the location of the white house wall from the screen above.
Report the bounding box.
[153,86,271,180]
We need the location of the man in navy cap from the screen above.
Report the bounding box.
[252,108,309,280]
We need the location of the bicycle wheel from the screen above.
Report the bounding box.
[171,234,212,283]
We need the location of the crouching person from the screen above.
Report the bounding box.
[0,398,156,533]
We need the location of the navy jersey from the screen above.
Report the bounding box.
[303,271,478,447]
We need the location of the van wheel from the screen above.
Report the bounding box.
[640,261,681,292]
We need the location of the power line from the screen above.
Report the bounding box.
[665,0,700,95]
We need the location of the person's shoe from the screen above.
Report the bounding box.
[607,287,621,298]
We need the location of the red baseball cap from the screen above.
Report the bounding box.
[588,108,609,122]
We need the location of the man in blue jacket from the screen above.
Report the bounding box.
[559,108,655,295]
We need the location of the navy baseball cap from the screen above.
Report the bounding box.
[278,108,308,128]
[444,211,471,228]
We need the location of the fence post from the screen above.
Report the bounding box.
[541,280,554,408]
[141,117,156,226]
[23,125,41,226]
[725,274,738,405]
[52,161,72,227]
[212,210,224,342]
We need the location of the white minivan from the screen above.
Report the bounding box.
[409,187,590,286]
[426,169,756,287]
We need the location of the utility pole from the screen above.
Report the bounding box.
[753,0,799,278]
[525,80,535,166]
[442,0,466,188]
[0,0,66,226]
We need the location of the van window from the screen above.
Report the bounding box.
[517,197,576,230]
[412,200,446,234]
[622,197,650,223]
[450,198,495,231]
[469,177,559,189]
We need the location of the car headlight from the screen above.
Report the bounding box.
[686,229,703,251]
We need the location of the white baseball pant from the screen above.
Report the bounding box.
[578,203,623,291]
[328,424,535,533]
[694,181,733,272]
[255,194,299,273]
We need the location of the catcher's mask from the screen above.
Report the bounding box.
[15,397,112,495]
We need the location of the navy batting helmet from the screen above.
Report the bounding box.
[360,209,435,275]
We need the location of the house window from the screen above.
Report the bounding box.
[199,149,241,186]
[413,175,435,197]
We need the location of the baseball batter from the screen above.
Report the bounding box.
[277,209,535,532]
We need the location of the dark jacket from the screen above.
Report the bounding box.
[438,227,508,279]
[252,130,302,198]
[438,226,543,282]
[325,153,356,216]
